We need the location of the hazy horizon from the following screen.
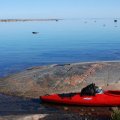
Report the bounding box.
[0,17,119,21]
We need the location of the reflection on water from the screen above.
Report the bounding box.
[0,19,120,77]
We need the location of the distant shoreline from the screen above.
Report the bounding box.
[0,19,62,22]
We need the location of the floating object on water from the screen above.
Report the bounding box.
[114,20,117,23]
[40,84,120,106]
[32,32,39,34]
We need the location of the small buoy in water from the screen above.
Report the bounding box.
[114,20,117,23]
[32,32,39,34]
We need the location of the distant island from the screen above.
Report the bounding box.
[0,19,62,22]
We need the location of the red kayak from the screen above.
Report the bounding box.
[40,90,120,106]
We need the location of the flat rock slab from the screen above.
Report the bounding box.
[0,62,120,119]
[0,62,120,98]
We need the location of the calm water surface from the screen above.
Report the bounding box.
[0,19,120,77]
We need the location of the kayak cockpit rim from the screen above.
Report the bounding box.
[104,90,120,96]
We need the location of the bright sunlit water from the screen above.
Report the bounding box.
[0,19,120,77]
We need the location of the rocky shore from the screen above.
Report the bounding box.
[0,19,62,22]
[0,61,120,120]
[0,61,120,98]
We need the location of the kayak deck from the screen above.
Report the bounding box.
[104,90,120,96]
[40,91,120,106]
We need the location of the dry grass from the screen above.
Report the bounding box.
[111,109,120,120]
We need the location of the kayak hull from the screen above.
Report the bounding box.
[40,91,120,106]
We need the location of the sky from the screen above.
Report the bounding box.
[0,0,120,19]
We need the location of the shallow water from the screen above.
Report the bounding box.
[0,94,111,120]
[0,94,58,115]
[0,19,120,77]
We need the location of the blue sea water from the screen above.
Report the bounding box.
[0,19,120,77]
